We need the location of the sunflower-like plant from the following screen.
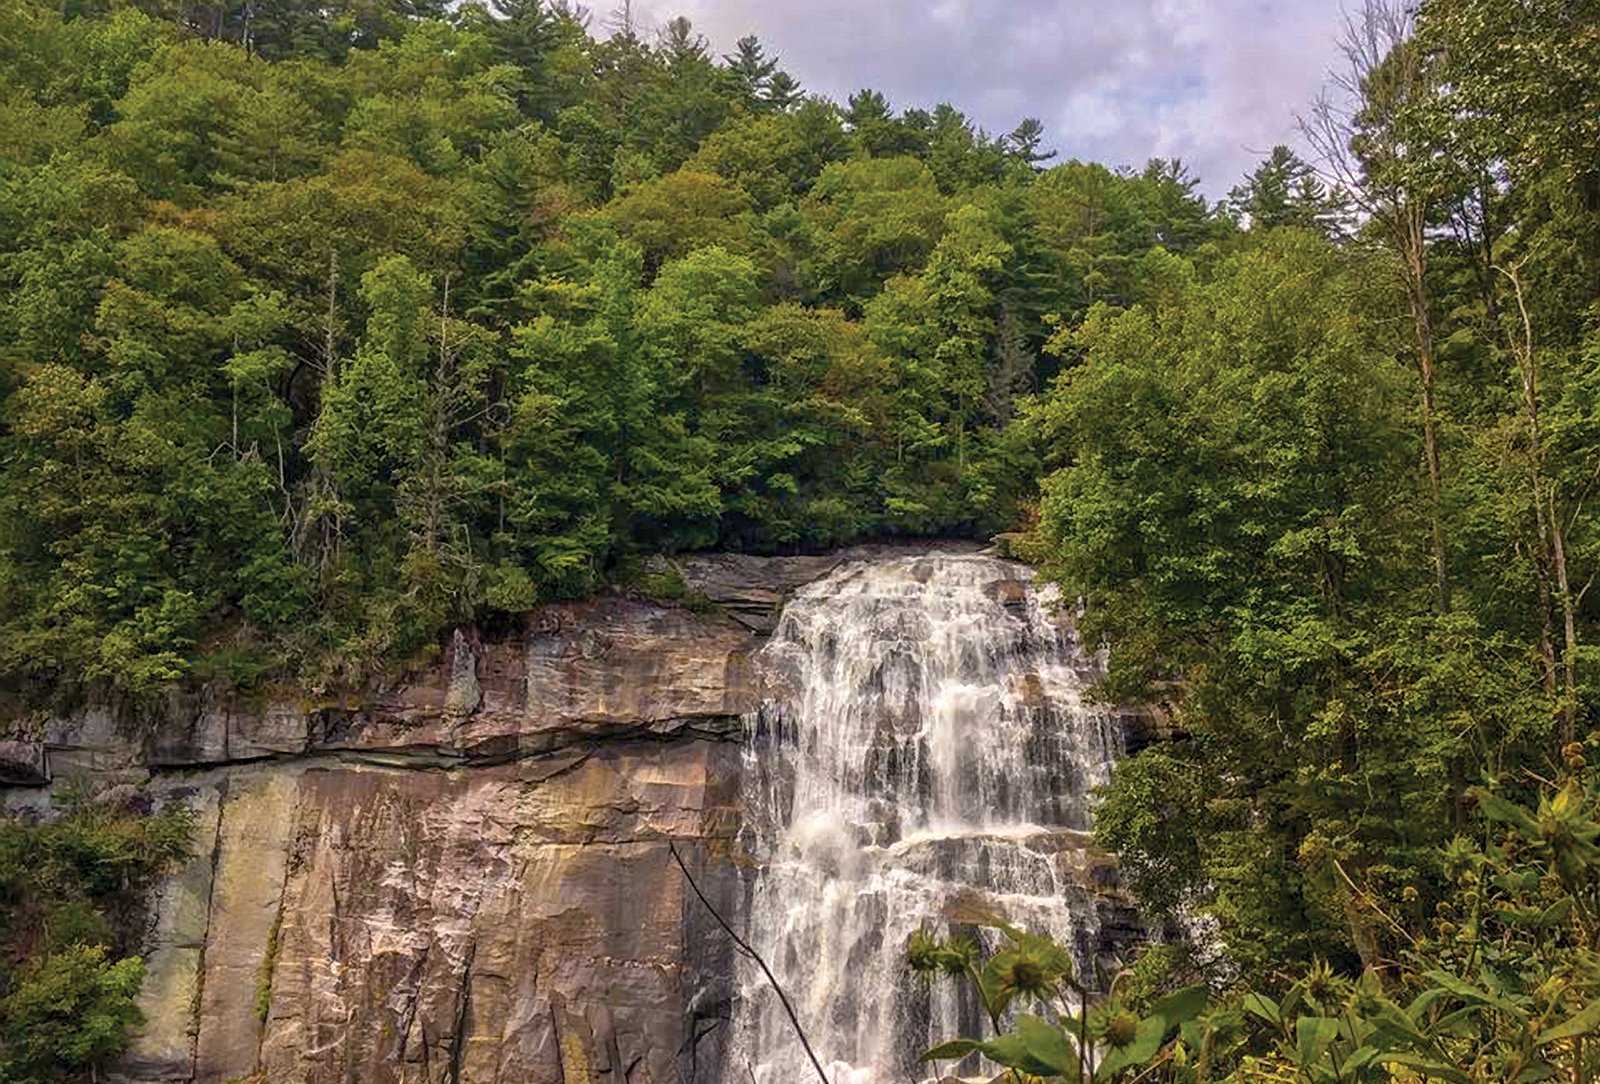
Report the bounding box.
[1238,755,1600,1083]
[910,920,1207,1083]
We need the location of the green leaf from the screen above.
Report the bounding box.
[1149,983,1208,1030]
[1493,905,1545,927]
[1420,970,1526,1019]
[1015,1013,1080,1075]
[1343,1046,1380,1072]
[1469,788,1540,835]
[1278,984,1306,1023]
[1368,996,1429,1046]
[975,1032,1061,1077]
[1128,1014,1170,1063]
[920,1038,982,1062]
[1535,999,1600,1046]
[978,952,1017,1019]
[1535,897,1574,928]
[1243,992,1281,1026]
[1379,1053,1474,1084]
[1431,1005,1484,1038]
[1294,1016,1339,1067]
[1095,1049,1133,1080]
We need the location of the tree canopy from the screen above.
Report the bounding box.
[0,0,1226,697]
[3,4,1600,1076]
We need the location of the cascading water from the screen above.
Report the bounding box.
[725,552,1129,1084]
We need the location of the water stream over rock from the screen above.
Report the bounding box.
[726,552,1129,1084]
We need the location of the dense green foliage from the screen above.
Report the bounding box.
[913,765,1600,1081]
[0,797,191,1083]
[1043,0,1600,987]
[0,0,1228,697]
[1002,0,1600,1076]
[4,0,1600,1074]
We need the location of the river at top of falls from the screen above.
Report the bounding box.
[725,551,1128,1084]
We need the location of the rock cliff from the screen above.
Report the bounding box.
[1,546,1156,1084]
[6,585,767,1084]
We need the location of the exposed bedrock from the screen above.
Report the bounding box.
[129,746,744,1084]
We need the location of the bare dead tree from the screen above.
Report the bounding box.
[604,0,639,39]
[396,274,499,616]
[548,1,592,29]
[1500,261,1580,745]
[295,249,346,573]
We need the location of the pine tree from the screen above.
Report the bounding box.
[1005,117,1056,167]
[723,34,777,103]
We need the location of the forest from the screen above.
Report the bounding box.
[3,0,1294,697]
[0,0,1598,1080]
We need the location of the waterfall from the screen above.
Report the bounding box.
[726,552,1127,1084]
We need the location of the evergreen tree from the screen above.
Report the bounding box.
[1226,144,1341,232]
[763,70,803,113]
[1004,117,1055,168]
[722,34,777,104]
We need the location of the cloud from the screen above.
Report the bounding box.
[622,0,1347,197]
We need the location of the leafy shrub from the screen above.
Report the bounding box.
[0,797,192,1083]
[0,945,146,1084]
[911,762,1600,1082]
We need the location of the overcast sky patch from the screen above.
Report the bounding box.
[624,0,1347,198]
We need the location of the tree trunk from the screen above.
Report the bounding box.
[1403,216,1451,614]
[1533,532,1560,697]
[1504,263,1578,745]
[1551,490,1578,746]
[299,250,343,570]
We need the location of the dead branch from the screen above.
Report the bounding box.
[667,841,831,1084]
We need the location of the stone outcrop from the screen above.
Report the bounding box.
[670,540,984,632]
[6,592,759,1084]
[0,736,47,785]
[1120,703,1182,755]
[255,748,740,1084]
[118,745,743,1084]
[15,595,759,784]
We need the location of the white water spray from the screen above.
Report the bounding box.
[726,553,1126,1084]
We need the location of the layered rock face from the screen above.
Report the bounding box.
[121,744,747,1084]
[6,590,767,1084]
[1,545,1159,1084]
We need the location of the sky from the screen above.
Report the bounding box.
[625,0,1350,199]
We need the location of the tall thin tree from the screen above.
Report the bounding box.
[1304,0,1452,613]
